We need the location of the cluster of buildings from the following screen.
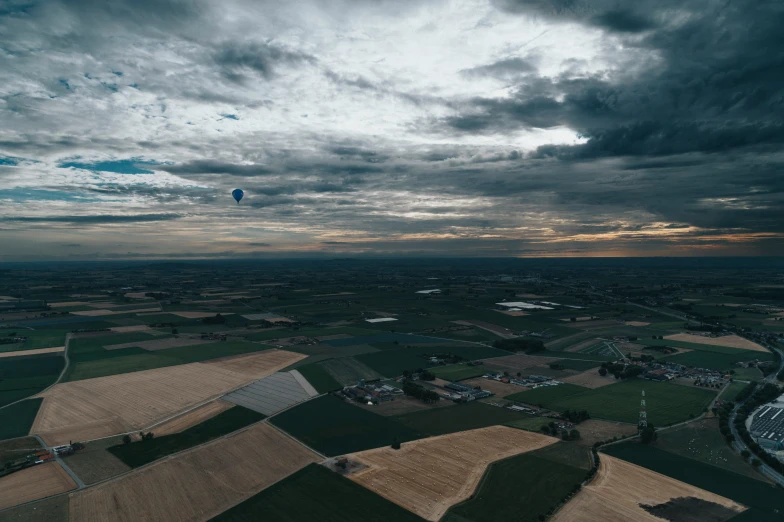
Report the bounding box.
[440,382,493,401]
[484,372,565,389]
[339,380,403,403]
[749,398,784,462]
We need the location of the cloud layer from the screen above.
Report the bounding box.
[1,0,783,260]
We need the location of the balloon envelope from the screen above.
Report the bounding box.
[232,189,244,203]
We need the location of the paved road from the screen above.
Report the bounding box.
[31,434,86,489]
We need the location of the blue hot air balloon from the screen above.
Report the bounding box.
[232,189,244,204]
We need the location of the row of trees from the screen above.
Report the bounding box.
[731,382,784,474]
[598,363,644,380]
[493,338,545,354]
[401,380,439,404]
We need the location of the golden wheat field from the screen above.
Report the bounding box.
[69,423,318,522]
[551,454,745,522]
[348,425,556,521]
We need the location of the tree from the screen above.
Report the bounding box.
[569,429,581,440]
[598,367,608,376]
[171,328,178,335]
[122,434,132,445]
[741,449,751,460]
[751,458,762,468]
[640,425,657,444]
[391,436,401,450]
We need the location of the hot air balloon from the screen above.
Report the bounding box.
[232,189,244,204]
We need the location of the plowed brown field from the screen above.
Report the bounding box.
[552,454,745,522]
[69,423,318,522]
[0,462,77,511]
[348,425,556,521]
[32,349,305,445]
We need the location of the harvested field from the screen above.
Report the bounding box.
[664,333,767,352]
[223,371,317,416]
[480,354,559,373]
[0,462,77,511]
[108,325,155,333]
[561,368,614,388]
[463,377,524,397]
[572,419,638,446]
[551,455,745,522]
[150,400,235,436]
[347,425,556,521]
[496,310,529,316]
[169,311,235,319]
[32,349,305,445]
[625,321,651,327]
[49,301,89,308]
[61,435,131,485]
[0,346,64,358]
[69,423,319,522]
[103,337,216,351]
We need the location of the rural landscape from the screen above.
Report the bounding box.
[0,257,782,521]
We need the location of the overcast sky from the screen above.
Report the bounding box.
[1,0,783,260]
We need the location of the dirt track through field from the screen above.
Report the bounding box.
[69,423,318,522]
[0,346,64,358]
[103,337,217,351]
[31,349,305,445]
[551,454,745,522]
[665,333,767,352]
[347,425,556,521]
[0,462,77,511]
[150,400,235,436]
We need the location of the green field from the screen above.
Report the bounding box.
[320,357,384,385]
[0,354,64,406]
[60,434,131,484]
[443,443,587,522]
[355,345,508,378]
[509,379,716,425]
[504,416,552,432]
[730,367,763,381]
[271,395,423,456]
[63,334,271,381]
[553,359,601,371]
[210,463,427,522]
[604,443,784,521]
[244,326,379,342]
[392,401,540,436]
[0,329,70,353]
[537,350,615,362]
[430,364,487,381]
[296,363,342,393]
[579,341,622,358]
[506,383,586,405]
[108,406,264,468]
[655,419,765,480]
[0,398,42,441]
[721,381,748,402]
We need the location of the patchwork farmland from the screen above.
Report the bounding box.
[32,349,305,445]
[1,258,781,520]
[69,423,319,522]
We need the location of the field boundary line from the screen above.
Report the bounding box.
[0,333,71,413]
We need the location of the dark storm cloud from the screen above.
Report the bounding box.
[8,213,183,223]
[160,160,276,177]
[213,41,317,83]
